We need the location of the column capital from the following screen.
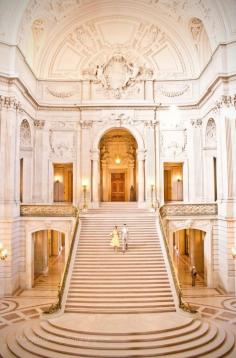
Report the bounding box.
[136,150,146,161]
[191,119,202,128]
[216,94,236,109]
[90,149,100,161]
[0,95,22,111]
[34,119,45,129]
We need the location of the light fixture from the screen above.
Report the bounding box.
[231,247,236,259]
[151,184,155,209]
[0,243,7,261]
[115,155,121,165]
[82,184,87,211]
[54,175,63,183]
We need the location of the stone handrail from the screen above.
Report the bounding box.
[160,203,218,218]
[157,208,196,313]
[20,204,77,217]
[45,209,80,313]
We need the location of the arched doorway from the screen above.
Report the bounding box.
[32,230,65,289]
[99,129,137,202]
[172,228,206,287]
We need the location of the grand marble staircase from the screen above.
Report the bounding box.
[65,202,176,314]
[0,203,235,357]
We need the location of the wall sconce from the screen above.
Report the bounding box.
[0,243,8,261]
[82,184,87,211]
[151,184,155,209]
[176,176,182,182]
[231,247,236,259]
[54,175,63,183]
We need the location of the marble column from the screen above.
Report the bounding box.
[81,121,92,207]
[189,119,204,202]
[33,120,45,203]
[137,150,145,205]
[91,150,100,207]
[101,161,108,202]
[216,96,236,293]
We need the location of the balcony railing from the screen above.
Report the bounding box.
[20,204,77,217]
[160,203,218,218]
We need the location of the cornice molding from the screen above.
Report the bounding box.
[0,74,236,113]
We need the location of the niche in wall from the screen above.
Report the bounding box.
[164,162,183,202]
[53,163,73,202]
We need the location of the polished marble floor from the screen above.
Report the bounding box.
[1,248,236,340]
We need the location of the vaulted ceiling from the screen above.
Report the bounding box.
[0,0,235,80]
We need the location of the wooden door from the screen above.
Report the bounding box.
[111,173,125,201]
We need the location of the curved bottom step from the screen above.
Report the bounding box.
[1,312,235,358]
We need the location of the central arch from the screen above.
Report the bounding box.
[92,124,145,206]
[99,128,137,202]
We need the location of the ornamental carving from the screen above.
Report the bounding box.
[215,95,236,110]
[34,119,45,129]
[0,96,22,110]
[160,130,187,158]
[47,88,75,98]
[160,203,218,218]
[205,118,216,147]
[20,204,77,217]
[189,18,203,44]
[159,84,189,97]
[49,130,75,159]
[191,119,202,128]
[20,119,31,148]
[82,54,153,98]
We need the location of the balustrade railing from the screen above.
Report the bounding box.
[45,209,80,313]
[160,203,217,218]
[20,204,77,217]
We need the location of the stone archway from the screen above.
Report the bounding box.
[99,128,137,202]
[172,228,206,287]
[91,124,146,206]
[31,229,65,288]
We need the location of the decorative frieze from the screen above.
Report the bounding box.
[160,203,218,218]
[0,96,22,110]
[20,204,77,217]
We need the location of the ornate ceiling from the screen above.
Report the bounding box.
[0,0,235,80]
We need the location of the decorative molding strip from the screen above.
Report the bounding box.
[159,84,189,97]
[47,88,75,98]
[20,204,77,217]
[160,203,218,218]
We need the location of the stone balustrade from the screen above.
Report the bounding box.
[160,203,218,218]
[20,204,77,217]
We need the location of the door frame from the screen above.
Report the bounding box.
[108,169,128,201]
